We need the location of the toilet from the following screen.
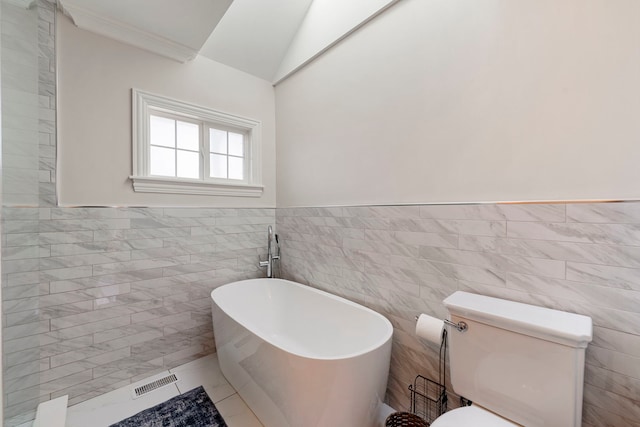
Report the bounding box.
[431,291,592,427]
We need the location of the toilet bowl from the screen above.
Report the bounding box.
[430,405,517,427]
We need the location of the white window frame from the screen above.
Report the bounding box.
[130,89,263,197]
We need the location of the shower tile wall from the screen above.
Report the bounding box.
[1,0,55,207]
[2,207,273,425]
[277,203,640,427]
[1,2,274,426]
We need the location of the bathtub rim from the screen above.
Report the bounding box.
[211,278,393,361]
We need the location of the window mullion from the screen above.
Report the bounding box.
[202,123,207,180]
[174,119,178,178]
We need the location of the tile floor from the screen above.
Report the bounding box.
[66,353,263,427]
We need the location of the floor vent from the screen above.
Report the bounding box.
[132,374,178,399]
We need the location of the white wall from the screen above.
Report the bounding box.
[57,13,276,207]
[273,0,397,82]
[275,0,640,207]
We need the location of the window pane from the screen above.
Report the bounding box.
[177,121,199,151]
[150,146,175,177]
[177,150,199,179]
[210,128,227,154]
[150,115,175,148]
[210,154,227,179]
[228,156,244,180]
[228,132,244,157]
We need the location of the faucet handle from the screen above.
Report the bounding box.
[258,254,269,268]
[274,233,281,256]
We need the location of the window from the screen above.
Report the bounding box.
[131,89,263,197]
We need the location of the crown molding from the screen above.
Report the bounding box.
[4,0,36,9]
[59,0,197,62]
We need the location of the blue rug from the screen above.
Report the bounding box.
[109,386,227,427]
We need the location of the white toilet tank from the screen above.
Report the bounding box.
[443,292,592,427]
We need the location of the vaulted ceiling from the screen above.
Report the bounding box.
[58,0,235,62]
[58,0,397,83]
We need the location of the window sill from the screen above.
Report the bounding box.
[129,176,264,197]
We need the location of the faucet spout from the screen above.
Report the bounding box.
[259,225,279,278]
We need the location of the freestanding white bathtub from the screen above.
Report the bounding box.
[211,278,393,427]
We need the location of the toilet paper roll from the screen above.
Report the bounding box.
[415,314,444,345]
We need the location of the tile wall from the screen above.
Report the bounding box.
[2,207,273,426]
[1,0,55,207]
[277,203,640,427]
[0,2,274,426]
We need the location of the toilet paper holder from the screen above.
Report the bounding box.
[414,315,468,333]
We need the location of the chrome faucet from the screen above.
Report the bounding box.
[259,225,280,278]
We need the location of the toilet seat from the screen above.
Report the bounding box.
[430,405,519,427]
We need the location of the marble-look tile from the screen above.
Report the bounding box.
[129,217,213,229]
[57,375,131,406]
[5,200,638,427]
[4,357,49,382]
[5,360,95,398]
[567,262,640,291]
[46,314,132,342]
[5,300,94,327]
[51,239,164,256]
[92,256,190,276]
[37,230,94,245]
[3,282,49,301]
[92,355,166,380]
[50,305,136,331]
[6,335,93,369]
[587,346,640,380]
[494,237,640,269]
[506,273,640,313]
[39,265,93,281]
[278,203,640,427]
[130,307,192,325]
[50,207,162,220]
[592,327,640,358]
[344,206,420,218]
[585,363,640,402]
[66,371,180,427]
[191,224,271,237]
[419,247,566,278]
[568,202,640,224]
[583,385,640,426]
[582,403,639,427]
[8,369,94,406]
[39,218,131,232]
[171,353,235,403]
[216,394,264,427]
[4,233,39,247]
[2,258,40,275]
[4,401,43,427]
[49,268,164,293]
[419,203,566,222]
[39,252,131,270]
[508,221,640,246]
[344,237,418,257]
[3,320,50,341]
[163,208,227,218]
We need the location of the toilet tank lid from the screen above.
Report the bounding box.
[444,291,593,348]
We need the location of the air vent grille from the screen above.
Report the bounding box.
[133,374,178,399]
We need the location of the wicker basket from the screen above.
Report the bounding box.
[385,412,430,427]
